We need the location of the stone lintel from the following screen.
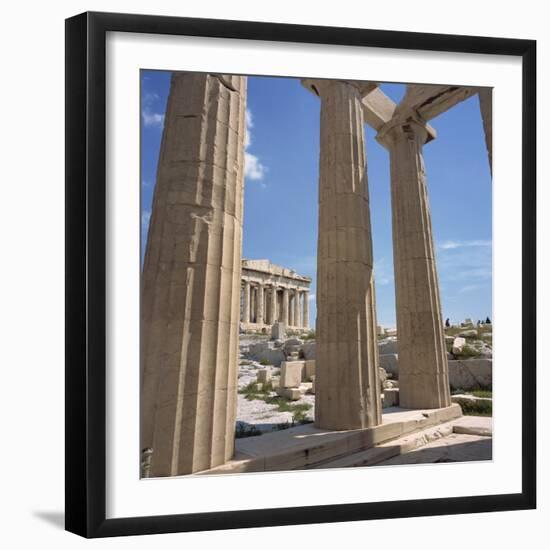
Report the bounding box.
[301,78,378,99]
[396,84,477,121]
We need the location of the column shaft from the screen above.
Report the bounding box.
[303,290,310,328]
[141,73,247,476]
[269,286,277,324]
[257,284,265,325]
[310,79,381,430]
[294,289,301,328]
[242,280,250,324]
[379,116,451,409]
[282,288,289,325]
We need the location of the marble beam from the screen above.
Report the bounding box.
[141,73,247,476]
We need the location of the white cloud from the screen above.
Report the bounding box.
[142,110,165,128]
[439,239,492,250]
[244,152,266,180]
[244,108,267,182]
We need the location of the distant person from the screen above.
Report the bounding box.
[445,318,450,328]
[485,316,492,324]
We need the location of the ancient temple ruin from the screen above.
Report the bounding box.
[141,72,492,477]
[240,259,311,332]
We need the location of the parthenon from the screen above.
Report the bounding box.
[141,72,492,477]
[240,259,311,332]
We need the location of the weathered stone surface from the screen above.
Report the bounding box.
[452,337,466,354]
[257,368,272,384]
[383,388,400,408]
[378,338,398,355]
[247,341,285,367]
[448,359,492,390]
[304,78,381,430]
[271,321,286,340]
[277,387,302,401]
[459,329,477,338]
[304,360,316,381]
[302,341,316,360]
[280,361,305,388]
[141,73,247,477]
[377,114,450,410]
[379,354,399,377]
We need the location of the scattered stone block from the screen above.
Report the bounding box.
[452,337,466,354]
[277,387,301,400]
[304,359,316,381]
[379,354,399,377]
[459,329,477,338]
[271,321,286,340]
[311,375,316,394]
[383,388,399,408]
[257,368,272,384]
[448,359,492,390]
[280,361,305,388]
[271,377,280,390]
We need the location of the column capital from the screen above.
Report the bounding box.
[376,113,436,149]
[301,78,378,100]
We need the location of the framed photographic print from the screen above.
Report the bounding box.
[65,11,536,538]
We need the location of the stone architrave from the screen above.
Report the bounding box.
[141,73,247,477]
[242,280,250,323]
[303,78,382,430]
[269,285,277,324]
[303,290,310,329]
[256,284,265,325]
[377,111,451,410]
[282,287,289,326]
[294,289,301,328]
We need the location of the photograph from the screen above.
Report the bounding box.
[139,70,493,478]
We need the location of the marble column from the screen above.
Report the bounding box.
[141,73,247,476]
[294,289,301,328]
[257,284,265,325]
[303,290,310,328]
[377,113,451,410]
[242,280,250,323]
[282,287,289,325]
[303,79,381,430]
[269,285,277,325]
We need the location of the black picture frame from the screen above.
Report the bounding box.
[65,11,536,538]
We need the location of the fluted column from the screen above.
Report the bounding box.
[303,78,381,430]
[303,290,310,328]
[282,287,289,325]
[269,285,277,324]
[377,113,451,410]
[257,284,265,325]
[141,73,247,476]
[294,289,301,328]
[242,280,250,323]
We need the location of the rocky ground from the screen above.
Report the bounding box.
[236,336,314,437]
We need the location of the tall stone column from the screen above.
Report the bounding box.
[141,73,247,476]
[242,280,250,324]
[294,289,301,328]
[303,290,310,328]
[377,114,451,410]
[269,285,277,324]
[282,287,289,325]
[303,79,381,430]
[256,284,265,325]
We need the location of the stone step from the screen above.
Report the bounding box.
[197,405,462,475]
[310,422,455,469]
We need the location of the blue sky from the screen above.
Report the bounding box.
[141,71,492,327]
